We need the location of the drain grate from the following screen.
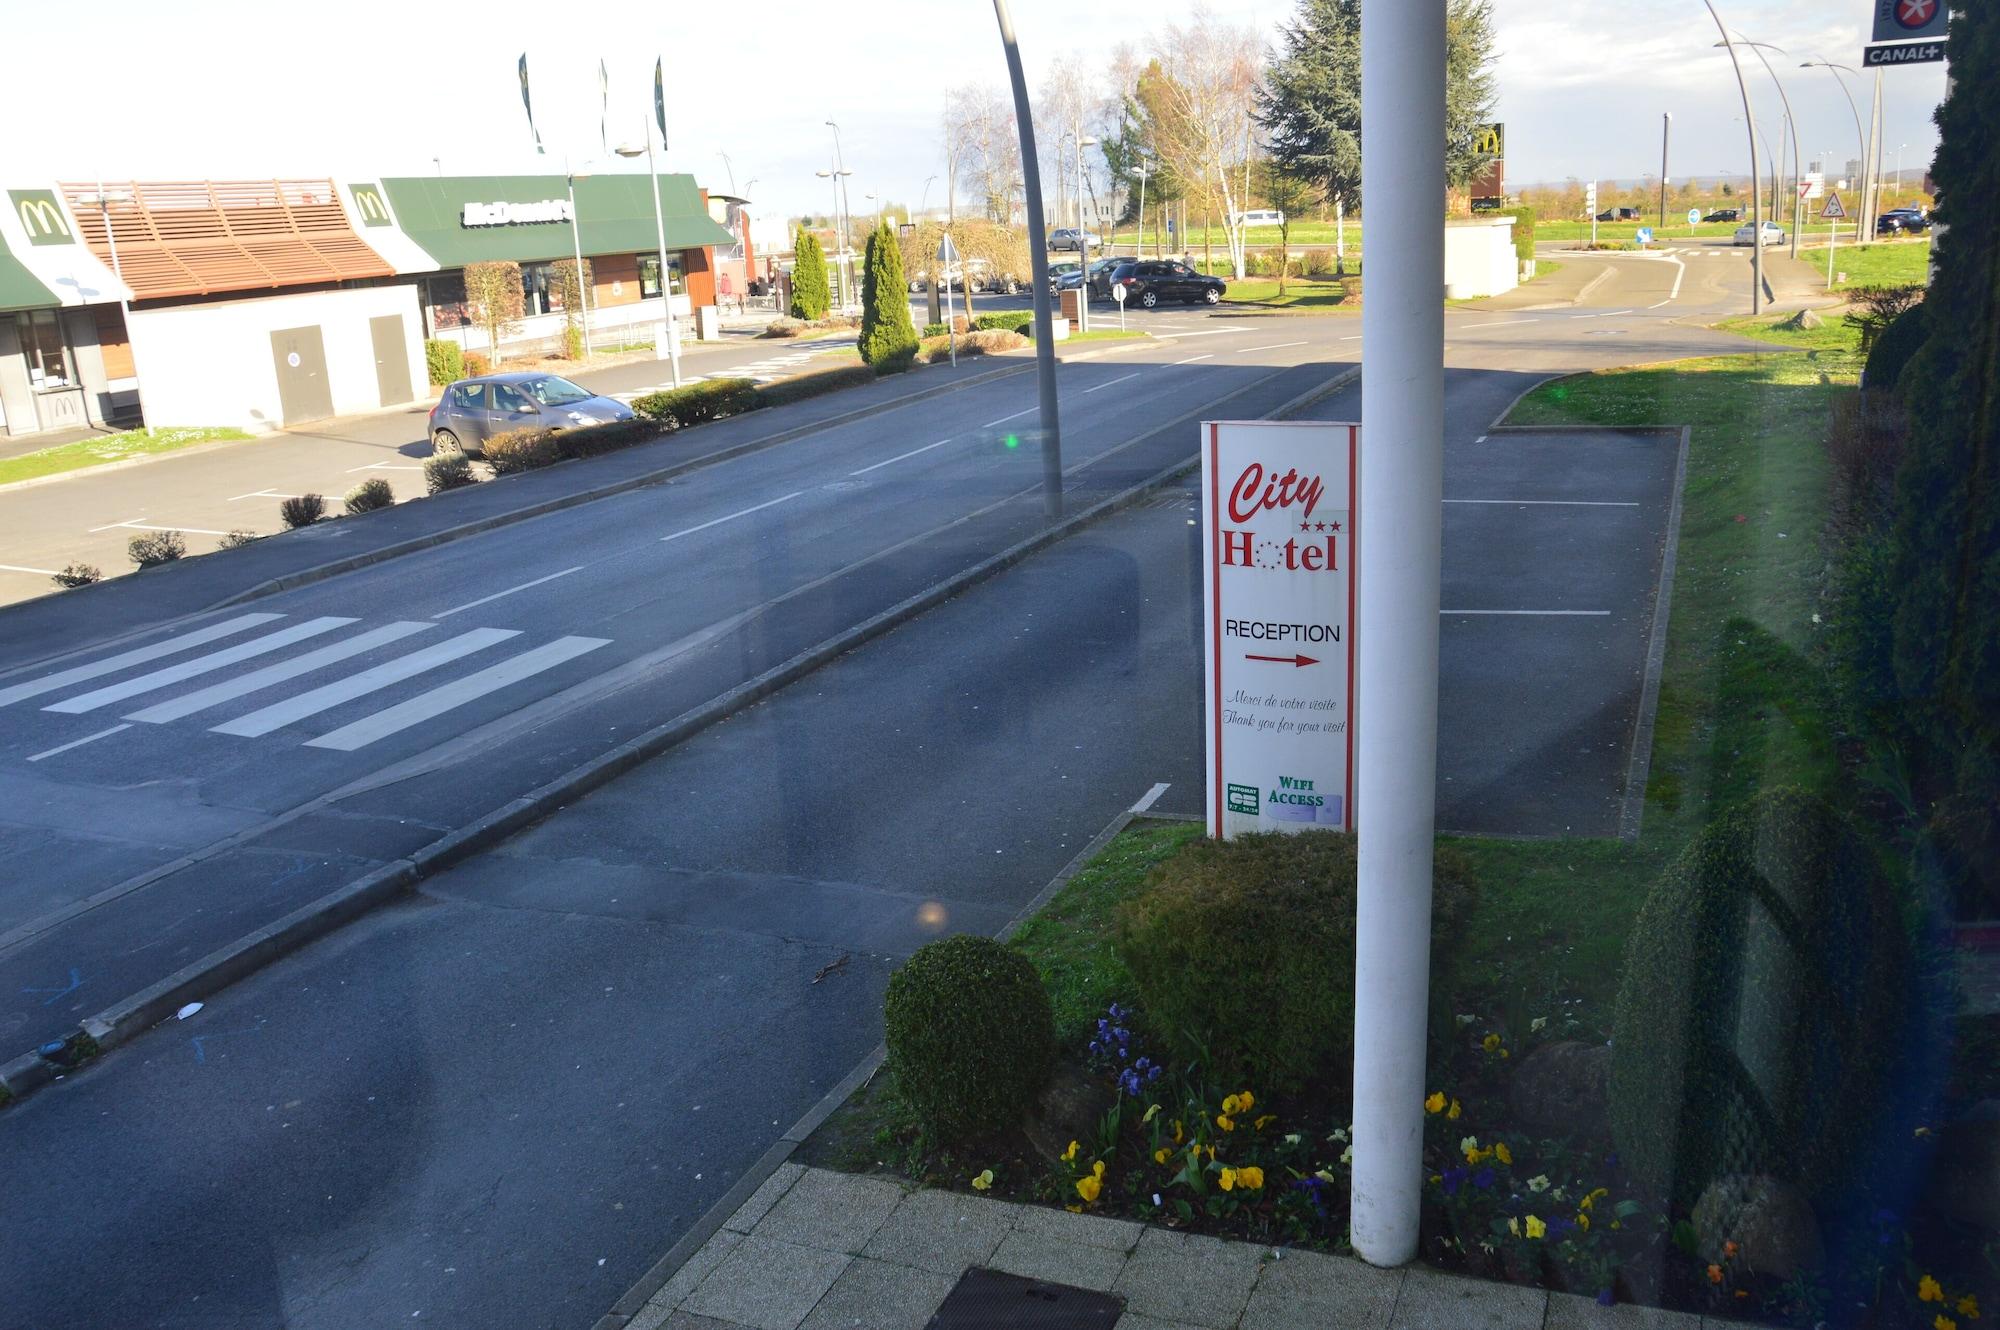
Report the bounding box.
[923,1267,1125,1328]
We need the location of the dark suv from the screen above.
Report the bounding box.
[1876,209,1931,235]
[1094,258,1227,308]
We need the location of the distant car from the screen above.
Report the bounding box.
[1049,228,1102,252]
[1702,207,1742,223]
[1876,209,1931,235]
[429,372,635,457]
[1048,260,1084,291]
[1733,220,1787,247]
[1233,209,1285,227]
[1098,258,1226,309]
[1595,207,1642,222]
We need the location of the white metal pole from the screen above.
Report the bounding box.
[1861,70,1880,245]
[1350,0,1445,1269]
[566,170,593,358]
[646,122,683,386]
[1074,135,1088,334]
[1136,168,1148,259]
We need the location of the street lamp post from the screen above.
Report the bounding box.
[615,130,682,383]
[1802,58,1868,243]
[921,175,937,217]
[815,166,855,308]
[1071,131,1098,332]
[75,186,144,429]
[1133,164,1151,259]
[1716,33,1803,260]
[1659,112,1671,230]
[718,151,737,195]
[826,121,856,311]
[564,166,594,358]
[1705,3,1765,315]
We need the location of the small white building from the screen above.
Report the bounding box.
[1443,215,1520,300]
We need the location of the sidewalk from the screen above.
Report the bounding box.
[617,1165,1715,1330]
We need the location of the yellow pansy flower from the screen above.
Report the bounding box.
[1494,1142,1513,1166]
[1482,1033,1502,1052]
[1934,1317,1955,1330]
[1524,1215,1546,1240]
[1425,1091,1446,1114]
[1172,1119,1185,1144]
[1076,1173,1101,1203]
[1154,1147,1171,1164]
[1221,1094,1242,1115]
[1238,1090,1255,1111]
[1063,1140,1079,1163]
[1955,1294,1978,1318]
[1447,1099,1462,1120]
[1507,1217,1520,1236]
[1238,1166,1264,1189]
[971,1169,993,1191]
[1919,1278,1945,1304]
[1254,1114,1276,1130]
[1216,1113,1236,1132]
[1580,1188,1609,1211]
[1219,1167,1237,1191]
[1576,1213,1591,1231]
[1092,1160,1106,1179]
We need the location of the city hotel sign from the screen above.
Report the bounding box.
[460,199,573,227]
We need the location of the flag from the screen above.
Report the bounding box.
[518,54,544,155]
[653,57,668,150]
[598,59,609,157]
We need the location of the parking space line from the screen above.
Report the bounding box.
[1444,498,1639,507]
[1440,609,1611,616]
[851,438,954,476]
[229,489,298,502]
[1173,353,1214,366]
[0,563,60,576]
[1130,782,1171,813]
[0,613,284,708]
[344,462,424,472]
[1082,373,1142,394]
[303,636,610,752]
[26,724,130,763]
[435,566,586,619]
[87,520,233,537]
[660,491,805,543]
[45,617,360,714]
[1237,341,1308,354]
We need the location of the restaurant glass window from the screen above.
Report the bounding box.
[637,253,684,299]
[16,310,70,388]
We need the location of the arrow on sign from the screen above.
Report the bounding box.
[1245,653,1319,667]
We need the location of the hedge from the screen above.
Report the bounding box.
[632,378,760,429]
[424,339,465,385]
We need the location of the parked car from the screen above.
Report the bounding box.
[1048,260,1084,291]
[1702,207,1743,223]
[429,372,634,457]
[1097,258,1227,309]
[1733,219,1787,247]
[1233,209,1285,227]
[1876,208,1931,235]
[1595,207,1643,222]
[1048,228,1102,252]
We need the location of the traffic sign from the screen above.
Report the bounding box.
[1865,39,1946,66]
[1111,283,1127,303]
[1635,227,1653,245]
[1203,420,1358,838]
[1820,191,1848,220]
[1874,0,1945,43]
[1585,181,1598,208]
[1688,207,1702,226]
[936,233,960,263]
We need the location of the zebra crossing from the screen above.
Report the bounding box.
[2,612,610,757]
[609,338,857,400]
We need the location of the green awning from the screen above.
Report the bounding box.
[379,174,737,269]
[0,231,58,313]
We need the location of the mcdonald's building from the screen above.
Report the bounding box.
[0,171,739,438]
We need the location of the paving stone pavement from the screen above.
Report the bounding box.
[622,1166,1727,1330]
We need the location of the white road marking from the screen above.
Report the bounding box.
[228,489,298,502]
[1173,353,1215,366]
[0,563,60,576]
[1130,782,1172,814]
[1474,436,1489,444]
[212,628,521,737]
[88,520,233,536]
[0,613,284,708]
[1082,372,1143,394]
[126,621,436,723]
[1146,326,1249,340]
[1440,609,1611,616]
[45,617,359,713]
[1237,341,1308,353]
[1340,334,1363,341]
[660,491,806,543]
[1444,498,1640,507]
[1647,254,1687,308]
[850,438,954,476]
[344,462,424,472]
[982,405,1038,428]
[1462,318,1540,328]
[304,636,610,752]
[26,724,130,763]
[435,566,586,618]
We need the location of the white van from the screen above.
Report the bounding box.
[1234,209,1285,227]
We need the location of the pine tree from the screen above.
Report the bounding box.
[858,222,918,367]
[790,229,830,321]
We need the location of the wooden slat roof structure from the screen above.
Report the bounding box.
[58,180,393,299]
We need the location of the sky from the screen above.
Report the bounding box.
[3,0,1949,222]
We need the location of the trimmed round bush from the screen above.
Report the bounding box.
[1864,302,1927,393]
[1609,788,1913,1208]
[52,563,101,588]
[423,453,476,494]
[344,477,396,515]
[424,338,464,386]
[279,493,325,529]
[884,934,1055,1144]
[1116,831,1474,1094]
[128,530,186,568]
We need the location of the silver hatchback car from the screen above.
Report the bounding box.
[427,371,635,457]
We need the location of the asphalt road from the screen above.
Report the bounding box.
[0,252,1791,1328]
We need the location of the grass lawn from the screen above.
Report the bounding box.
[1106,223,1359,250]
[1820,238,1930,289]
[1220,276,1356,310]
[1055,328,1151,342]
[0,425,252,487]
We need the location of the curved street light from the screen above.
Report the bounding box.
[1715,33,1802,259]
[1701,1,1765,314]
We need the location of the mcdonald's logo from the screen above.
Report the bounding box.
[348,183,392,227]
[1472,123,1504,158]
[8,190,74,246]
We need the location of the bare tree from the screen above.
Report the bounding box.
[1145,13,1262,279]
[1038,56,1102,231]
[945,84,1022,225]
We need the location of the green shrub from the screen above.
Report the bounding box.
[553,418,661,460]
[51,563,101,588]
[633,377,760,429]
[343,477,396,515]
[279,494,325,529]
[1864,302,1927,393]
[754,364,877,407]
[922,321,949,338]
[561,323,584,361]
[1509,204,1537,263]
[128,530,186,568]
[484,428,564,475]
[423,453,476,494]
[1116,831,1473,1095]
[858,222,918,367]
[972,311,1034,335]
[219,530,261,549]
[761,317,807,339]
[884,934,1055,1144]
[1302,247,1338,276]
[424,339,464,385]
[790,230,830,320]
[462,351,490,376]
[1609,788,1913,1207]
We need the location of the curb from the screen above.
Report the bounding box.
[2,361,1358,1110]
[593,801,1195,1330]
